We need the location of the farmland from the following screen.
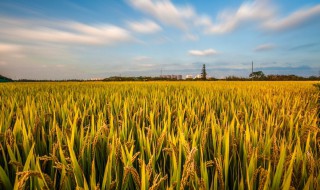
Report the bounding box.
[0,81,319,190]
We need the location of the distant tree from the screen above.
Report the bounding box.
[0,74,13,82]
[201,64,207,80]
[226,76,248,81]
[249,71,265,80]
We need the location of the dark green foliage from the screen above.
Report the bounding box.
[0,75,13,82]
[201,64,207,80]
[249,71,265,80]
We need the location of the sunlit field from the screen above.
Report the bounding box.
[0,81,319,190]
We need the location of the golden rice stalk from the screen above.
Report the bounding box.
[272,137,279,164]
[205,160,214,167]
[149,174,168,190]
[130,152,140,164]
[94,183,100,190]
[146,156,154,180]
[214,157,225,190]
[110,180,117,190]
[130,166,141,188]
[138,155,153,181]
[145,127,153,140]
[198,178,206,190]
[123,166,141,188]
[180,147,197,190]
[125,140,135,149]
[252,166,262,187]
[9,160,23,171]
[258,168,268,190]
[115,138,122,163]
[156,132,166,148]
[16,170,53,190]
[5,129,14,147]
[122,167,130,186]
[306,151,315,175]
[200,128,208,151]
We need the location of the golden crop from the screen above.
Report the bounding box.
[0,81,319,190]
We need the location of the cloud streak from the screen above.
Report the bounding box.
[127,0,195,30]
[127,0,320,36]
[263,5,320,31]
[0,17,133,46]
[127,19,161,34]
[127,0,216,34]
[0,43,21,53]
[288,43,319,51]
[183,33,198,41]
[133,56,150,61]
[205,1,275,34]
[254,44,275,52]
[189,49,218,56]
[205,1,320,34]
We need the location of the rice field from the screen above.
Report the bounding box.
[0,81,319,190]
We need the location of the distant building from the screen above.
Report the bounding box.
[195,74,202,79]
[90,78,103,81]
[160,75,171,79]
[160,75,183,80]
[185,75,193,79]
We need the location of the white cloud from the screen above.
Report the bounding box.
[205,1,320,34]
[133,56,150,61]
[127,1,320,35]
[127,0,196,30]
[189,49,218,56]
[127,0,222,40]
[254,44,275,52]
[195,15,213,27]
[137,63,154,67]
[127,19,161,33]
[205,1,275,34]
[56,64,66,68]
[183,33,198,41]
[0,61,8,66]
[263,5,320,31]
[0,43,21,53]
[0,17,133,45]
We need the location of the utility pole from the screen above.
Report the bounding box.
[251,61,253,81]
[252,61,253,74]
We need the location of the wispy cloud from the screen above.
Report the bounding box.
[0,60,8,66]
[183,33,198,41]
[127,19,161,34]
[133,56,150,61]
[206,1,274,34]
[0,17,133,46]
[288,43,319,51]
[205,1,320,34]
[263,5,320,31]
[254,43,275,52]
[0,43,21,53]
[189,49,218,56]
[127,0,195,30]
[127,0,216,34]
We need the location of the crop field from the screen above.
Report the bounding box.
[0,81,319,190]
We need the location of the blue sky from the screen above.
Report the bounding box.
[0,0,319,79]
